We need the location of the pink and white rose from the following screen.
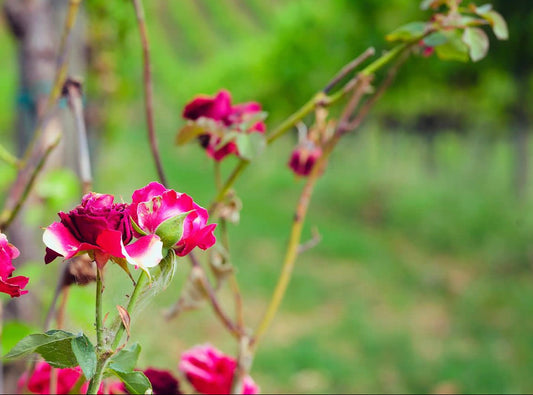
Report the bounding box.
[129,182,216,257]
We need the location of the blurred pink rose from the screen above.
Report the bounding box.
[182,89,265,161]
[288,144,323,177]
[17,362,82,394]
[0,232,28,297]
[179,344,259,394]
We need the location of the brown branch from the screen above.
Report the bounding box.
[188,253,243,339]
[323,47,375,93]
[132,0,167,186]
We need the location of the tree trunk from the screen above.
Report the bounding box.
[2,1,86,392]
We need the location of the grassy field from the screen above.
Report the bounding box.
[1,1,533,394]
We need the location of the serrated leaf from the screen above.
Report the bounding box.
[462,27,489,62]
[108,343,141,373]
[236,133,266,161]
[4,330,77,360]
[483,10,509,40]
[423,32,448,47]
[71,335,96,380]
[154,211,192,248]
[435,30,469,62]
[175,123,206,146]
[386,22,427,42]
[112,370,152,394]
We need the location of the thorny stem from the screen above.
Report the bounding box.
[86,269,107,394]
[251,46,411,351]
[132,0,167,186]
[250,154,324,350]
[214,161,245,330]
[323,47,376,93]
[111,270,149,350]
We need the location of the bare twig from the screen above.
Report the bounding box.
[188,253,243,339]
[131,0,167,186]
[297,226,322,254]
[343,51,410,134]
[64,78,92,194]
[0,135,60,229]
[323,47,375,93]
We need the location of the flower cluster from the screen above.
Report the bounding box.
[17,361,180,394]
[180,344,259,394]
[43,182,216,273]
[182,89,266,161]
[0,232,28,297]
[17,362,101,394]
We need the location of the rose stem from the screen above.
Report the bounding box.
[214,161,245,330]
[86,269,108,394]
[251,49,410,351]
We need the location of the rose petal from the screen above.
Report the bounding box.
[124,234,163,269]
[43,222,83,261]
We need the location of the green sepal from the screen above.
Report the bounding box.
[154,210,193,249]
[236,132,266,161]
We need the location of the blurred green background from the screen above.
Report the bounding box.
[1,0,533,393]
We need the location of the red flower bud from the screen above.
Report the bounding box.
[288,144,323,177]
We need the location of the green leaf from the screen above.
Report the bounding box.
[236,133,266,161]
[112,370,152,394]
[423,32,448,47]
[5,330,76,359]
[482,10,509,40]
[175,123,206,146]
[71,335,97,380]
[108,343,141,373]
[107,343,151,395]
[435,30,469,62]
[154,210,193,248]
[462,27,489,62]
[386,22,427,42]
